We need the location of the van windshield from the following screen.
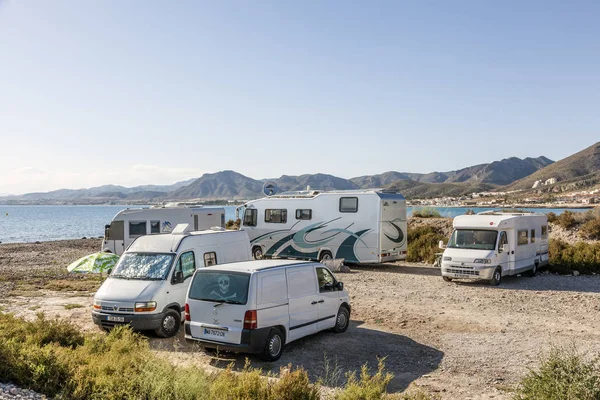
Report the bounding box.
[447,229,498,251]
[189,271,250,304]
[111,253,174,280]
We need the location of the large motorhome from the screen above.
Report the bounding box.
[237,189,407,264]
[440,211,549,285]
[102,205,225,255]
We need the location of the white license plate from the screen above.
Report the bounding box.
[204,328,226,338]
[453,274,472,278]
[107,315,125,322]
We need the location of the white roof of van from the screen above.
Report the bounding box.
[453,212,546,229]
[200,259,316,273]
[127,229,245,253]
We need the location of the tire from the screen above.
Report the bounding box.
[442,276,453,282]
[489,267,502,286]
[252,246,263,260]
[319,251,333,262]
[332,306,350,333]
[260,328,284,361]
[526,262,538,277]
[155,309,181,338]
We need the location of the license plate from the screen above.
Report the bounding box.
[204,328,226,338]
[107,315,125,323]
[454,274,472,278]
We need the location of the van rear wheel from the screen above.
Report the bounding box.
[319,251,333,262]
[252,246,263,260]
[332,306,350,333]
[526,262,538,277]
[155,309,181,338]
[261,328,284,361]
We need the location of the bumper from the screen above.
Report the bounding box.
[441,264,496,280]
[92,310,164,331]
[379,252,407,263]
[184,323,271,354]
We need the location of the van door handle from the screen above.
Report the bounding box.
[311,301,318,305]
[318,300,324,303]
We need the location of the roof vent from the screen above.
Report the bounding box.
[171,223,192,235]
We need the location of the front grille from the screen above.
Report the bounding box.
[101,306,134,312]
[446,268,480,276]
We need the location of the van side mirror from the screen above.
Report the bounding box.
[173,271,184,284]
[336,281,344,291]
[439,240,446,249]
[500,244,508,253]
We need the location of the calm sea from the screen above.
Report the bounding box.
[0,204,589,244]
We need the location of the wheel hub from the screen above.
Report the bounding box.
[269,335,281,356]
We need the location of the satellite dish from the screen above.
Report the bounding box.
[263,181,279,196]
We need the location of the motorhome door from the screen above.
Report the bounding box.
[107,220,125,255]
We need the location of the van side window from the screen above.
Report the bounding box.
[295,209,312,220]
[339,197,358,213]
[243,209,257,227]
[287,268,317,297]
[204,252,217,267]
[265,209,287,223]
[530,229,536,243]
[316,267,336,292]
[498,231,508,251]
[150,220,160,234]
[173,251,196,282]
[541,225,548,239]
[517,230,529,246]
[129,221,146,237]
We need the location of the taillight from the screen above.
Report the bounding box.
[243,310,257,330]
[184,303,191,321]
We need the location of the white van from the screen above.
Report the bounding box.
[184,260,351,361]
[92,226,251,337]
[440,212,549,285]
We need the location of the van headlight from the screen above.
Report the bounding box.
[93,299,101,310]
[474,259,491,264]
[135,302,157,312]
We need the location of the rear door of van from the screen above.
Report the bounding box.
[286,266,319,342]
[186,270,253,345]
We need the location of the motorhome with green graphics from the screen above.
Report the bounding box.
[237,188,407,264]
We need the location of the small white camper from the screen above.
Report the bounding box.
[440,211,549,285]
[237,188,407,264]
[102,205,225,255]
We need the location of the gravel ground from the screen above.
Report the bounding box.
[0,383,47,400]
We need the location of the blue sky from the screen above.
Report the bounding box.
[1,0,599,194]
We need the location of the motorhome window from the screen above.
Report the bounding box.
[265,209,287,223]
[295,209,312,220]
[541,225,548,239]
[150,221,160,234]
[498,231,508,251]
[111,253,174,280]
[188,271,250,304]
[339,197,358,213]
[243,209,257,227]
[107,221,124,241]
[173,251,196,282]
[518,230,529,245]
[129,221,147,237]
[204,252,217,267]
[531,229,536,243]
[316,267,336,292]
[447,229,498,251]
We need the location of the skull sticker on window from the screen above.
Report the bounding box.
[210,274,237,300]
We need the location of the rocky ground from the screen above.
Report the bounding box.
[0,383,47,400]
[2,237,600,399]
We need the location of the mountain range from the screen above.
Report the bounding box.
[2,142,598,203]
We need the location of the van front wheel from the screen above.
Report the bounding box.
[155,309,181,338]
[261,328,284,361]
[489,267,502,286]
[333,306,350,333]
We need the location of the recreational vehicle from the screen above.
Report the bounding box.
[92,225,252,337]
[440,212,549,285]
[184,259,351,361]
[102,205,225,255]
[237,188,407,264]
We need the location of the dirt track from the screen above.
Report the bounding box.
[2,239,600,399]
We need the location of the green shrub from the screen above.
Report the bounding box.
[336,359,393,400]
[272,365,320,400]
[514,346,600,400]
[407,226,446,264]
[580,218,600,240]
[549,239,600,274]
[546,212,557,223]
[555,211,577,229]
[411,207,441,218]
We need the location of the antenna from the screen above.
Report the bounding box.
[262,181,279,196]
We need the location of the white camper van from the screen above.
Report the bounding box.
[92,226,251,337]
[237,189,407,264]
[184,259,351,361]
[440,212,549,285]
[102,205,226,255]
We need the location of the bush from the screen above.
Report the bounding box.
[407,226,446,264]
[549,239,600,274]
[546,212,557,224]
[555,211,577,229]
[580,218,600,240]
[336,359,393,400]
[514,346,600,400]
[411,207,441,218]
[225,218,241,230]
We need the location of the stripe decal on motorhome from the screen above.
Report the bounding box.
[290,315,336,331]
[336,229,370,262]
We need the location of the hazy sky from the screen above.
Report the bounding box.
[1,1,599,194]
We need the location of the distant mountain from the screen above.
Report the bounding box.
[508,142,600,192]
[274,174,358,192]
[385,180,496,198]
[167,171,263,200]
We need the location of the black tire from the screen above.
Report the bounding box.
[489,267,502,286]
[319,251,333,262]
[332,306,350,333]
[155,309,181,338]
[526,262,538,277]
[252,246,263,260]
[260,328,284,361]
[442,276,453,282]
